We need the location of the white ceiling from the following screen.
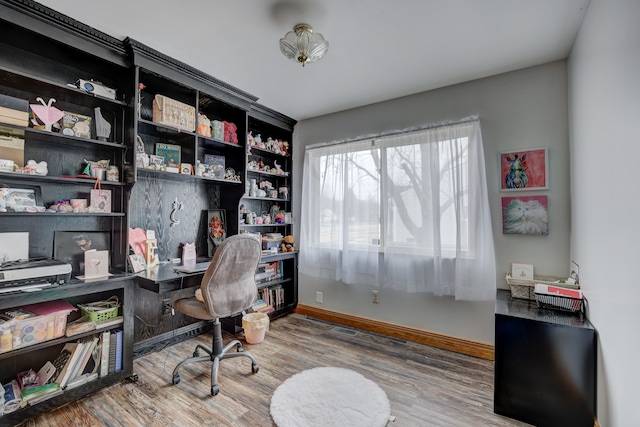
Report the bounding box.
[35,0,589,121]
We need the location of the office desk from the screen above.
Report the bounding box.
[133,261,212,356]
[494,290,597,427]
[135,261,210,294]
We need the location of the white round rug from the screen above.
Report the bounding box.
[270,366,391,427]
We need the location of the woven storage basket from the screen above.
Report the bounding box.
[152,95,195,132]
[79,296,120,323]
[505,274,579,300]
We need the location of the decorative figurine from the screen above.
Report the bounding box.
[29,97,64,131]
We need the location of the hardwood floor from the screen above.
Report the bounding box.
[20,314,532,427]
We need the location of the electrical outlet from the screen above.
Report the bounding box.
[162,298,172,315]
[371,290,379,304]
[316,291,323,304]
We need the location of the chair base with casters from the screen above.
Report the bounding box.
[171,317,259,396]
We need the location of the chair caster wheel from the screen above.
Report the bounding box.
[252,364,259,374]
[172,374,180,385]
[211,385,220,396]
[193,349,200,357]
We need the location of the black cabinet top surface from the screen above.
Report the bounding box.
[496,289,595,330]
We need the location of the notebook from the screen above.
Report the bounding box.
[173,261,211,274]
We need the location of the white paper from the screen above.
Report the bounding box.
[0,232,29,263]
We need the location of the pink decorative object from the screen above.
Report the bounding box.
[30,97,64,131]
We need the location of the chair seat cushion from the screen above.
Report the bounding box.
[174,297,215,321]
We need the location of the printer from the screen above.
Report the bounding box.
[0,259,72,292]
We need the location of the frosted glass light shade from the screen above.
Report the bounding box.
[279,24,328,67]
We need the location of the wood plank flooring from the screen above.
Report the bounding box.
[19,314,532,427]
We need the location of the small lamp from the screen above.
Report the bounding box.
[279,23,329,67]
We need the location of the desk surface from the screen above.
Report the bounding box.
[495,289,594,329]
[135,261,211,293]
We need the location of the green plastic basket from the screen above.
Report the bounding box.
[79,296,120,323]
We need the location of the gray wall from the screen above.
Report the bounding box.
[568,0,640,425]
[292,61,570,344]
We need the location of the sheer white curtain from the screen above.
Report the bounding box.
[299,118,496,301]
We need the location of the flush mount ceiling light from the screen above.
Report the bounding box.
[279,23,328,67]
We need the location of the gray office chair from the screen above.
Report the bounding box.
[171,234,262,396]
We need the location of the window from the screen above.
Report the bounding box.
[300,118,496,300]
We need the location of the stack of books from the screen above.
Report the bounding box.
[250,299,275,315]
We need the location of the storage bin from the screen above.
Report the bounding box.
[152,94,195,132]
[242,312,269,344]
[505,274,579,300]
[78,296,120,323]
[0,300,76,352]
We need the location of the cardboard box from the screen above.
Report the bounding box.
[61,112,92,138]
[0,94,29,127]
[0,134,25,167]
[0,106,29,127]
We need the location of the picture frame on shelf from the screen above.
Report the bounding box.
[499,147,548,191]
[149,155,164,166]
[127,253,146,273]
[511,263,534,280]
[1,183,44,212]
[53,231,110,276]
[204,154,225,179]
[180,163,193,175]
[207,209,226,256]
[79,250,110,279]
[155,142,181,167]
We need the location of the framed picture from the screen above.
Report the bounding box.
[206,155,225,179]
[54,231,110,276]
[511,263,534,280]
[149,154,165,166]
[180,163,193,175]
[81,250,110,279]
[502,195,548,235]
[1,184,43,212]
[499,147,548,191]
[155,142,181,167]
[207,209,226,256]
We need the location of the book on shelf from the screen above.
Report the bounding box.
[155,142,181,167]
[204,154,225,179]
[27,388,64,406]
[108,330,117,374]
[258,285,284,309]
[55,342,82,389]
[96,315,124,330]
[251,299,268,311]
[65,315,97,337]
[65,337,97,385]
[73,337,99,381]
[65,372,98,391]
[114,329,123,372]
[21,382,61,404]
[99,330,110,378]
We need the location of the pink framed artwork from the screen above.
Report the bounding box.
[499,147,548,191]
[502,195,548,235]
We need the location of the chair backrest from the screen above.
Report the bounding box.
[200,234,262,318]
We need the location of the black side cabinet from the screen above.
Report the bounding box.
[494,290,597,427]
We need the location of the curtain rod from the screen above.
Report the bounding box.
[305,115,479,151]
